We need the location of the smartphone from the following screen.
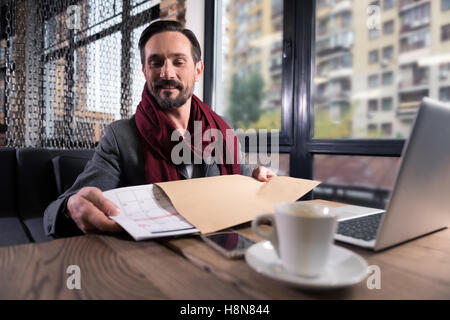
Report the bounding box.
[201,231,256,259]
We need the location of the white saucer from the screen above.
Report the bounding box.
[245,241,368,290]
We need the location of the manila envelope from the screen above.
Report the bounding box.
[156,174,321,234]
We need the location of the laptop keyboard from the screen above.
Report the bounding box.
[336,213,385,242]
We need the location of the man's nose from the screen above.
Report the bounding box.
[160,61,175,79]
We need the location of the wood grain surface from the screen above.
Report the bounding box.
[1,204,449,299]
[163,227,450,300]
[0,234,254,299]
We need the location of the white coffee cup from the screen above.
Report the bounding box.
[252,202,337,277]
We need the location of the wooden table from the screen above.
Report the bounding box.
[1,224,449,299]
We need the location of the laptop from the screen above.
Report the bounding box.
[333,97,450,251]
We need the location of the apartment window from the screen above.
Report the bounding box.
[400,28,430,53]
[400,3,430,33]
[369,50,379,64]
[382,97,393,111]
[367,123,378,135]
[399,64,429,88]
[369,28,380,40]
[440,86,450,102]
[382,46,394,60]
[382,71,393,86]
[381,123,393,136]
[342,12,351,29]
[318,18,328,36]
[384,0,395,10]
[368,99,378,112]
[368,74,379,88]
[439,63,450,81]
[212,0,284,132]
[383,20,394,35]
[442,24,450,41]
[443,0,450,11]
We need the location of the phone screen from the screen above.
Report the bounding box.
[203,232,255,253]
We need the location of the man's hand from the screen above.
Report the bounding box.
[252,166,277,182]
[67,187,123,234]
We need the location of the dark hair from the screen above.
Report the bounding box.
[138,20,202,65]
[0,124,7,134]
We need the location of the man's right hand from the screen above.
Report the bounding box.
[67,187,123,234]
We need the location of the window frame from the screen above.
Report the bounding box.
[206,0,405,196]
[41,0,160,147]
[204,0,294,153]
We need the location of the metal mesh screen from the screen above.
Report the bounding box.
[1,0,167,148]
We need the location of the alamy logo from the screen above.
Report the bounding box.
[367,5,381,31]
[66,265,81,290]
[367,265,381,290]
[66,5,81,31]
[170,121,280,171]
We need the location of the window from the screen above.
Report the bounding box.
[381,123,393,136]
[384,0,395,10]
[313,0,445,141]
[439,63,450,81]
[383,20,394,35]
[313,155,400,208]
[367,123,378,135]
[440,86,450,102]
[400,3,430,33]
[382,71,393,86]
[39,0,160,147]
[400,28,430,53]
[442,24,450,41]
[382,46,393,60]
[442,0,450,11]
[369,50,379,64]
[368,99,378,112]
[212,0,284,131]
[382,97,393,111]
[369,28,380,40]
[210,1,450,206]
[368,74,379,88]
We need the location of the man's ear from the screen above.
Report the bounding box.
[194,61,204,82]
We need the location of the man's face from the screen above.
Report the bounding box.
[142,31,203,110]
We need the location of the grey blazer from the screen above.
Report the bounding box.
[43,116,253,238]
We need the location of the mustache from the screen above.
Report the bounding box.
[154,80,184,90]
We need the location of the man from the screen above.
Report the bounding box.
[43,20,275,238]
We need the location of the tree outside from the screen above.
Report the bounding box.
[228,72,265,129]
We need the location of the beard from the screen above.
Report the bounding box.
[149,79,194,110]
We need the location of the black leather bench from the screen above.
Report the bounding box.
[0,148,30,246]
[0,147,94,247]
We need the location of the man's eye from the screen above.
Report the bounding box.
[149,61,163,67]
[174,60,185,66]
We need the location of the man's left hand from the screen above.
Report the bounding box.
[252,166,277,182]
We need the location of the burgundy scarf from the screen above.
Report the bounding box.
[135,85,241,183]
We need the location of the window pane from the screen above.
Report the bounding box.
[313,155,401,209]
[130,0,160,16]
[314,1,450,139]
[74,32,122,143]
[130,24,150,114]
[214,0,283,131]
